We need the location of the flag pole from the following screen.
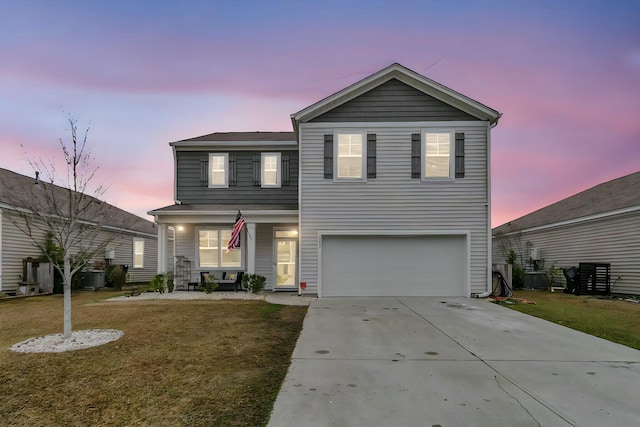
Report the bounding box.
[237,209,252,240]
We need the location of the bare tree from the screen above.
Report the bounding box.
[6,115,129,339]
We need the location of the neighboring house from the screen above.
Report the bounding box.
[149,63,501,297]
[0,168,158,295]
[492,171,640,295]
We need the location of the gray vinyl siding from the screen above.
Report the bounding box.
[299,122,490,295]
[175,150,298,205]
[1,210,157,292]
[126,236,158,283]
[255,224,274,288]
[174,223,202,283]
[311,79,479,123]
[492,211,640,295]
[1,214,45,293]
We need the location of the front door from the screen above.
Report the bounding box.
[274,229,297,289]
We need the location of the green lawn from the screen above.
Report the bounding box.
[497,290,640,351]
[0,291,307,426]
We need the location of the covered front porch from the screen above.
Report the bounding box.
[149,205,299,292]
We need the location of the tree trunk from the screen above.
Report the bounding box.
[63,256,73,339]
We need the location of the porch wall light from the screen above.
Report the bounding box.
[177,225,185,232]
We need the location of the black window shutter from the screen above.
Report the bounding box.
[324,134,333,179]
[281,154,290,186]
[455,133,465,178]
[229,155,237,186]
[367,134,376,179]
[200,156,209,185]
[252,155,261,186]
[411,133,421,178]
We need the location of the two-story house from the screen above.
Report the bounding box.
[149,63,501,297]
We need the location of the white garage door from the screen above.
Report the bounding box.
[321,235,467,297]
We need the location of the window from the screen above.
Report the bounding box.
[198,228,241,268]
[423,132,454,179]
[133,238,144,268]
[208,153,228,187]
[261,152,281,187]
[336,133,364,179]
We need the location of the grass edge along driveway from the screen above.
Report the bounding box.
[496,289,640,351]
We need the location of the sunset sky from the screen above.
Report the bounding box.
[1,0,638,227]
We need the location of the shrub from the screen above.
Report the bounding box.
[201,275,218,294]
[106,265,127,290]
[166,272,174,293]
[242,274,266,294]
[149,274,166,293]
[546,263,563,289]
[507,250,524,288]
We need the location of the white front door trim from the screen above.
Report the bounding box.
[273,227,298,290]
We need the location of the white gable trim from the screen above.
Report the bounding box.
[301,120,484,129]
[291,63,501,130]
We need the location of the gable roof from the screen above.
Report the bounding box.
[291,63,501,135]
[174,131,296,143]
[0,168,156,236]
[493,171,640,235]
[170,131,297,150]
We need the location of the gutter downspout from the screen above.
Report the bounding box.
[476,118,500,298]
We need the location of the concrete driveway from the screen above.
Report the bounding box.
[268,297,640,427]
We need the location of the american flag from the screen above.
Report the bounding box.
[227,211,245,252]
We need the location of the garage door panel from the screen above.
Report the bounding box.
[322,235,466,297]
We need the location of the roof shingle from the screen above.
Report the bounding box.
[0,168,156,235]
[493,171,640,235]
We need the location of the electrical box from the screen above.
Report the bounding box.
[105,249,115,260]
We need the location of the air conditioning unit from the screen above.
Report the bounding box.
[530,248,540,261]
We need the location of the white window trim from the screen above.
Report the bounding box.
[334,131,366,181]
[208,153,229,188]
[261,152,281,188]
[195,227,243,269]
[133,238,144,269]
[421,130,455,181]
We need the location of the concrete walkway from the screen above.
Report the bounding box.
[268,297,640,427]
[106,290,312,306]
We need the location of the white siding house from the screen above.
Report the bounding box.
[0,168,158,294]
[493,171,640,295]
[292,64,501,297]
[151,63,501,297]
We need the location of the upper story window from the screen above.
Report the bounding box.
[412,131,464,180]
[133,238,144,268]
[423,131,454,179]
[336,133,364,179]
[208,153,228,188]
[261,152,281,188]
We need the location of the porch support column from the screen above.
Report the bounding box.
[246,222,256,275]
[157,222,167,274]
